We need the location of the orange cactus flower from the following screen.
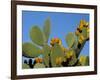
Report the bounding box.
[35,58,43,63]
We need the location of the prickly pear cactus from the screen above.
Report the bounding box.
[22,18,89,69]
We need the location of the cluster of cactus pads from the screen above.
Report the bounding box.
[22,18,89,68]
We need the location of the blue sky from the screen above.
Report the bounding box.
[22,11,89,56]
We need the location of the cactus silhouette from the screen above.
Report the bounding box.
[22,18,89,68]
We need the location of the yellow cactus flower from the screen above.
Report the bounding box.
[87,27,89,33]
[86,28,89,41]
[79,56,86,64]
[86,22,89,27]
[50,38,62,46]
[79,20,89,28]
[79,38,83,44]
[62,47,67,53]
[79,25,83,30]
[79,56,83,63]
[78,34,85,44]
[75,30,80,36]
[66,50,73,59]
[56,57,62,65]
[79,20,85,28]
[35,58,43,63]
[80,35,85,41]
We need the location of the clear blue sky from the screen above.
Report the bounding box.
[22,11,89,56]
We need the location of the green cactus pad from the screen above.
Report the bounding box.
[73,37,78,49]
[43,44,51,67]
[22,42,41,58]
[66,32,76,48]
[51,44,64,67]
[43,18,51,43]
[81,28,88,40]
[34,63,45,68]
[30,26,45,46]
